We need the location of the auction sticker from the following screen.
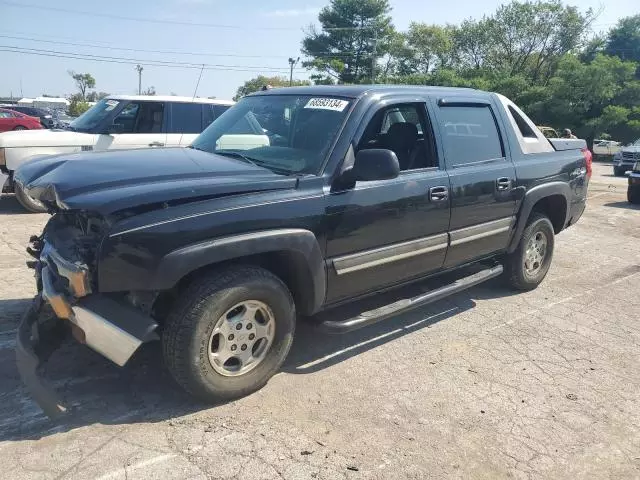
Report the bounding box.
[105,100,119,111]
[304,98,349,112]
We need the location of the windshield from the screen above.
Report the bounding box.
[69,98,120,132]
[191,94,352,175]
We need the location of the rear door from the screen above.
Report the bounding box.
[165,102,204,147]
[431,97,517,268]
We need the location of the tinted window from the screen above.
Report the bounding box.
[508,105,536,138]
[112,102,164,134]
[438,106,503,166]
[203,104,232,129]
[169,102,202,133]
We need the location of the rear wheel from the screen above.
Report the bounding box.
[14,183,47,213]
[505,213,555,291]
[13,125,27,131]
[162,265,296,402]
[628,187,640,204]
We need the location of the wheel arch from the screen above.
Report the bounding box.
[152,229,326,316]
[508,182,571,253]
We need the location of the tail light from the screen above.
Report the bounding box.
[581,148,592,178]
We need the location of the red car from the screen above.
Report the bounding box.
[0,108,43,132]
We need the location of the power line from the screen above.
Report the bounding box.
[0,31,367,59]
[0,47,307,74]
[0,1,373,32]
[0,45,306,71]
[0,0,301,31]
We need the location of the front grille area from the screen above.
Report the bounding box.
[622,151,640,160]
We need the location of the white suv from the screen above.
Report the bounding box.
[0,95,234,212]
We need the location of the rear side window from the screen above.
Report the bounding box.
[168,103,203,133]
[508,105,536,138]
[438,105,504,167]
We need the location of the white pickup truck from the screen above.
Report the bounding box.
[0,95,234,212]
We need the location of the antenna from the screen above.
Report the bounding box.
[179,64,205,146]
[192,63,205,99]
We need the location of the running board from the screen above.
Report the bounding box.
[319,265,503,334]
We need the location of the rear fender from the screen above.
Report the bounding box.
[153,229,326,315]
[508,182,571,253]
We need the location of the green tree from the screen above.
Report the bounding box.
[68,71,96,100]
[405,22,455,73]
[142,86,156,96]
[302,0,394,83]
[531,54,640,144]
[67,93,91,116]
[605,14,640,63]
[484,0,595,81]
[455,19,492,70]
[233,75,311,101]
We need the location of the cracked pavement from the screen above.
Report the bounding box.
[1,163,639,479]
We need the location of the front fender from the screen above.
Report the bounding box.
[507,182,571,253]
[153,229,326,314]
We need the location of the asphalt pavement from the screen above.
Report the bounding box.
[0,162,638,479]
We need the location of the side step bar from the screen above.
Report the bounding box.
[319,265,503,334]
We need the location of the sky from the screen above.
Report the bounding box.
[0,0,637,101]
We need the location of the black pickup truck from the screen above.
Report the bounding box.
[14,86,592,416]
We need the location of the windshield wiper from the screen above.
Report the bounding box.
[214,150,261,167]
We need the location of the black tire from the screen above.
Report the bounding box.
[505,213,555,291]
[162,265,296,403]
[628,187,640,204]
[14,183,47,213]
[613,166,624,177]
[13,125,27,131]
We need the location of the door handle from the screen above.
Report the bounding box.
[149,141,165,147]
[429,186,449,202]
[496,177,511,191]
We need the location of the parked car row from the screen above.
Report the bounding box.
[0,95,234,211]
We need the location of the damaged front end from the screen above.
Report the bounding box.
[17,212,159,418]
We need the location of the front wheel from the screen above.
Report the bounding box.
[14,183,47,213]
[628,187,640,204]
[613,166,624,177]
[13,126,27,131]
[162,265,296,403]
[505,213,555,291]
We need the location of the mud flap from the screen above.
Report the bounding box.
[15,296,69,418]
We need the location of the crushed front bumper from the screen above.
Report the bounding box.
[16,241,159,418]
[16,295,69,418]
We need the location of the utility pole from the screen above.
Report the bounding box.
[135,64,143,95]
[288,57,299,86]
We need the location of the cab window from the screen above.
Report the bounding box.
[357,103,438,171]
[113,102,164,134]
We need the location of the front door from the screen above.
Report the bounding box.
[325,101,451,303]
[95,101,166,151]
[430,98,517,268]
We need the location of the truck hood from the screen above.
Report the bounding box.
[14,147,297,215]
[0,129,95,148]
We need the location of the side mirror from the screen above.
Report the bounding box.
[350,149,400,182]
[104,123,124,135]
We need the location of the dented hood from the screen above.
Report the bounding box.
[14,147,296,215]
